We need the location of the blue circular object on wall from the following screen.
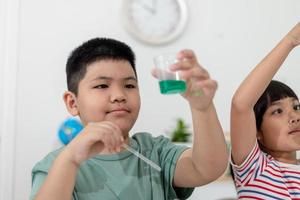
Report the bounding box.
[58,118,83,145]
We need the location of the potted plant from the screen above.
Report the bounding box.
[169,118,191,143]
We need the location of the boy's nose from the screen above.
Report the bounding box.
[110,88,126,103]
[112,95,126,103]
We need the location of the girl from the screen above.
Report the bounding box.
[231,22,300,199]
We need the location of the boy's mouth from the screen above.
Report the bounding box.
[107,108,130,114]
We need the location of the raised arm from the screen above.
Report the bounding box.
[231,22,300,165]
[169,50,228,187]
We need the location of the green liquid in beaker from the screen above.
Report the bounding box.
[159,80,186,94]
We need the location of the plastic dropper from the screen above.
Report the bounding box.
[122,143,161,172]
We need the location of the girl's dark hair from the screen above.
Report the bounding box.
[66,38,136,95]
[254,80,298,130]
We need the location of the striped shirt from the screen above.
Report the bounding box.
[231,141,300,200]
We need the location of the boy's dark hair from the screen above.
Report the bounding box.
[66,38,136,95]
[254,80,298,130]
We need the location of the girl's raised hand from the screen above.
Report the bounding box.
[286,22,300,47]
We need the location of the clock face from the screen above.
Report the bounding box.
[122,0,188,45]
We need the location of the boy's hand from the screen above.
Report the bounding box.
[170,49,218,111]
[63,121,124,166]
[286,22,300,47]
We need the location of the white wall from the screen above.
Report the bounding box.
[0,0,20,199]
[0,0,300,199]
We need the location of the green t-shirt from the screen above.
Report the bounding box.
[30,132,194,200]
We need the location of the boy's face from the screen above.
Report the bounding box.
[258,97,300,153]
[65,59,140,136]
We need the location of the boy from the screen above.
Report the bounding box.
[30,38,228,200]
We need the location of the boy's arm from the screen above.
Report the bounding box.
[33,121,124,200]
[34,150,78,200]
[231,22,300,165]
[174,104,228,187]
[169,50,228,187]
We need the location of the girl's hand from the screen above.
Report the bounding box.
[63,121,124,166]
[286,22,300,47]
[170,49,218,111]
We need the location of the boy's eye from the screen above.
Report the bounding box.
[94,84,108,89]
[125,84,136,89]
[271,108,283,115]
[294,104,300,110]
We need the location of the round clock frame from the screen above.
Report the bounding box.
[121,0,189,45]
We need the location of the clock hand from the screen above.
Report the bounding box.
[138,2,156,14]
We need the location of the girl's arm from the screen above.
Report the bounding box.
[231,22,300,165]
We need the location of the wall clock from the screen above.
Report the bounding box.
[121,0,189,45]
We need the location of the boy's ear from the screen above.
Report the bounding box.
[63,91,79,116]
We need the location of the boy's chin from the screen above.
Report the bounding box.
[110,120,135,134]
[119,124,134,135]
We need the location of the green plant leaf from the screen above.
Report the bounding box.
[170,118,191,142]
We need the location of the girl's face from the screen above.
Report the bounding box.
[258,97,300,158]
